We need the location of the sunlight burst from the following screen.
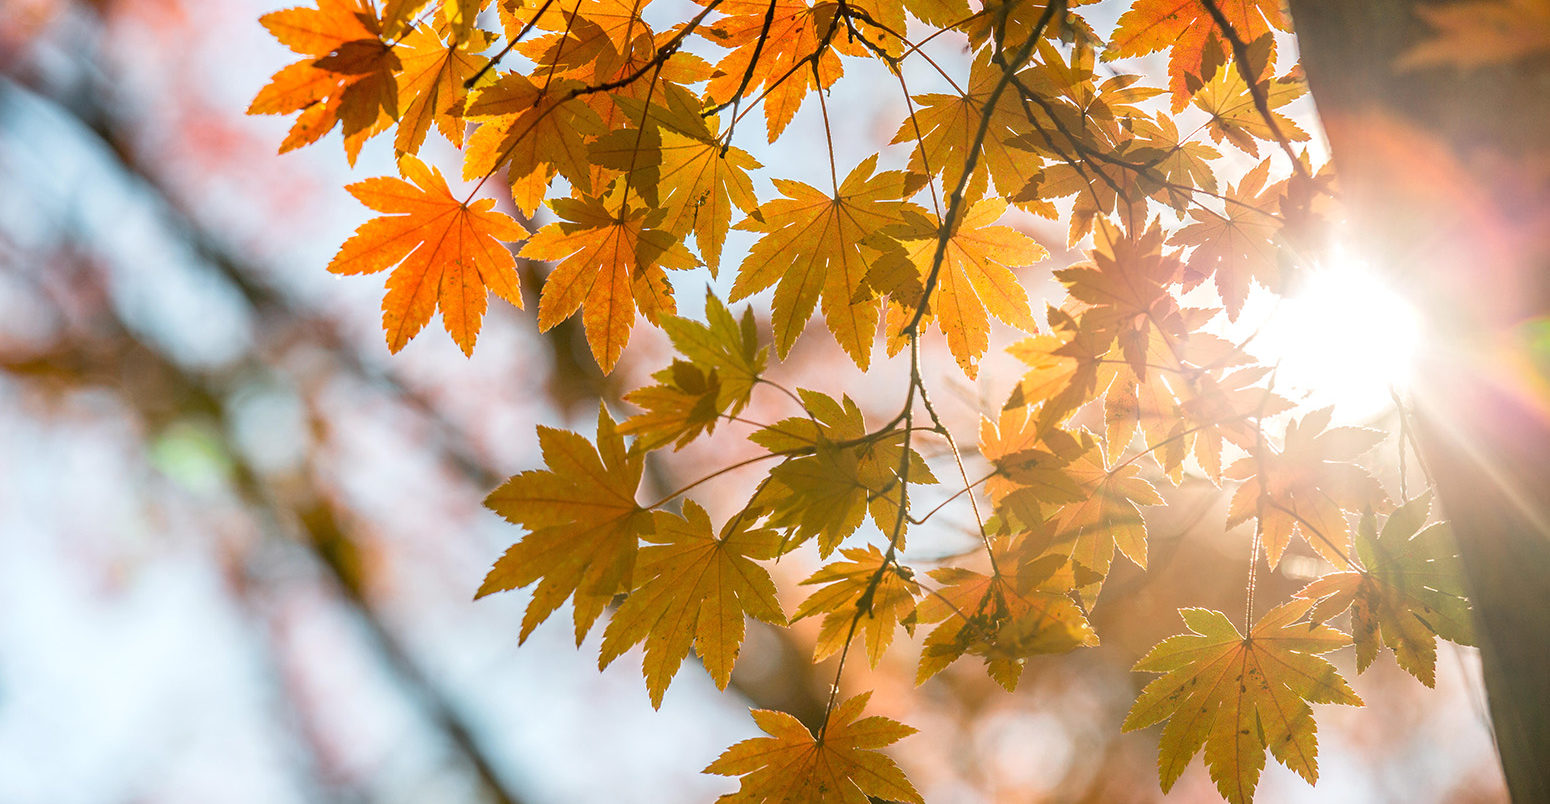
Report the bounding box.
[1243,252,1425,419]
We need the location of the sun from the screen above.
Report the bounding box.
[1237,251,1425,420]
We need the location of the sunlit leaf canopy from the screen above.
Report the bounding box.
[221,0,1536,799]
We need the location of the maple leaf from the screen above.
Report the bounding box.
[1297,494,1475,686]
[1048,428,1164,580]
[480,405,651,643]
[326,155,526,356]
[892,51,1041,201]
[1226,408,1388,569]
[621,293,767,450]
[392,25,491,156]
[1106,0,1287,110]
[599,86,763,273]
[1180,365,1290,482]
[1190,36,1308,157]
[521,192,699,372]
[705,691,922,804]
[793,545,920,667]
[599,501,786,707]
[915,552,1098,690]
[249,0,401,162]
[1055,219,1187,376]
[1123,600,1363,803]
[701,0,856,142]
[978,408,1086,531]
[730,156,920,368]
[1002,307,1107,425]
[463,73,606,217]
[748,390,935,555]
[1170,158,1281,319]
[897,198,1046,377]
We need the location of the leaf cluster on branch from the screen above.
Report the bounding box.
[250,0,1482,799]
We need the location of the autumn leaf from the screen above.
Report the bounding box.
[1055,219,1187,376]
[897,197,1045,377]
[521,192,699,373]
[793,545,920,667]
[1124,600,1362,804]
[480,405,651,644]
[622,293,767,450]
[1297,494,1475,686]
[1107,0,1287,110]
[1226,408,1388,568]
[249,0,400,162]
[892,51,1041,201]
[748,391,935,556]
[463,73,606,216]
[601,86,764,273]
[599,501,786,707]
[1170,158,1281,319]
[392,25,491,156]
[701,0,856,142]
[731,156,921,367]
[915,551,1097,690]
[979,408,1086,531]
[1190,36,1308,157]
[705,691,922,804]
[1048,428,1164,580]
[326,155,526,356]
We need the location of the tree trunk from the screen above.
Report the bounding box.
[1287,2,1550,800]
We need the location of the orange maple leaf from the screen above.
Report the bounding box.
[392,25,491,156]
[249,0,400,163]
[702,0,858,142]
[463,73,606,217]
[327,155,526,356]
[521,193,698,372]
[1106,0,1286,110]
[705,692,922,804]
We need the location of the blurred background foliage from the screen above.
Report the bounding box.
[0,1,1509,801]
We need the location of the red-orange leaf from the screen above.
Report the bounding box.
[328,155,526,355]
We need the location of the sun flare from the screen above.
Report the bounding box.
[1240,253,1425,419]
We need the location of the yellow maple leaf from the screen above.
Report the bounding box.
[327,155,526,356]
[792,545,920,667]
[730,156,919,368]
[1123,600,1362,803]
[899,197,1045,376]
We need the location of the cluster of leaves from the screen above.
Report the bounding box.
[251,0,1478,800]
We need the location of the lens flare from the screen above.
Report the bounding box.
[1240,253,1424,419]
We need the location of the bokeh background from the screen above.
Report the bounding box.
[0,1,1510,801]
